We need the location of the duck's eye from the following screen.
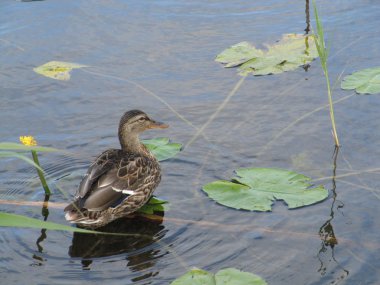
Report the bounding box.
[138,117,146,122]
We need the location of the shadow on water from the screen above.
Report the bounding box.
[304,0,310,35]
[68,214,167,270]
[317,147,349,284]
[30,192,168,274]
[32,194,50,266]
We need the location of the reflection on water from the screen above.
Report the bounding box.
[317,148,349,284]
[69,215,167,271]
[2,0,380,283]
[32,194,50,266]
[304,0,310,35]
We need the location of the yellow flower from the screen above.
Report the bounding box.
[20,136,37,146]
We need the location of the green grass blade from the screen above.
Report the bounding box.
[0,212,96,233]
[312,0,339,146]
[0,212,163,238]
[0,151,44,172]
[0,142,58,152]
[31,150,51,195]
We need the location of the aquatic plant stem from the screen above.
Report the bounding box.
[340,151,380,200]
[313,0,340,147]
[31,150,51,195]
[312,167,380,182]
[324,68,340,146]
[185,75,247,148]
[256,93,353,156]
[81,68,212,144]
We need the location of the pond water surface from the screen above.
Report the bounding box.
[1,0,380,284]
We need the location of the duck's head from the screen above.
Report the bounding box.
[119,109,168,133]
[118,110,168,151]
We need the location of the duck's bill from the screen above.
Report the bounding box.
[149,121,169,129]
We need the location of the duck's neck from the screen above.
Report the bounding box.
[119,130,151,157]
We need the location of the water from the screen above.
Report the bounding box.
[1,0,380,284]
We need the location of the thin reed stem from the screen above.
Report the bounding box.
[324,68,340,146]
[313,0,340,146]
[31,150,51,195]
[185,75,246,148]
[81,68,212,144]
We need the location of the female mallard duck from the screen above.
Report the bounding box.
[64,110,168,228]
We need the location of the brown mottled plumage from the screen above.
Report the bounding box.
[64,110,168,228]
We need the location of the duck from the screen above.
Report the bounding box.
[64,110,168,228]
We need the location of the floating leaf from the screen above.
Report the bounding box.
[33,61,87,81]
[341,67,380,94]
[0,212,95,233]
[171,268,267,285]
[142,137,182,161]
[171,268,215,285]
[215,268,267,285]
[216,34,318,76]
[202,168,328,211]
[137,196,168,214]
[215,42,264,68]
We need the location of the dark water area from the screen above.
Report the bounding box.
[1,0,380,284]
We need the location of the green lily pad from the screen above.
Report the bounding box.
[215,268,267,285]
[215,41,264,68]
[341,67,380,94]
[171,268,214,285]
[142,137,182,161]
[171,268,267,285]
[216,34,318,76]
[137,196,168,214]
[33,61,87,81]
[0,212,95,233]
[202,168,328,211]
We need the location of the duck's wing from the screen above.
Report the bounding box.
[77,149,120,199]
[64,149,120,213]
[81,155,160,212]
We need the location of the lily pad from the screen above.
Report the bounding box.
[142,137,182,161]
[137,196,168,214]
[33,61,87,81]
[216,34,318,76]
[202,168,328,211]
[171,268,267,285]
[341,67,380,94]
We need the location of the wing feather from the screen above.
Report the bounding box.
[77,149,119,198]
[72,154,157,212]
